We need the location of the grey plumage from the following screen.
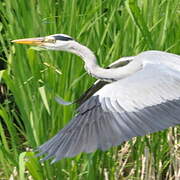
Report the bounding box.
[12,34,180,163]
[36,51,180,163]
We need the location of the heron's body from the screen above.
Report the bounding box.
[12,34,180,163]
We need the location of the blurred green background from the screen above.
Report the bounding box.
[0,0,180,179]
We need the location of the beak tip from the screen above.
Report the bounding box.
[11,39,22,44]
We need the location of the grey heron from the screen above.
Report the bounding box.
[12,34,180,163]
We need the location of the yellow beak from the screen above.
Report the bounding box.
[11,37,44,45]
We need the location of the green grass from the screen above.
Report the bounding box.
[0,0,180,179]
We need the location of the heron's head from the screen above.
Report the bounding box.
[12,34,75,51]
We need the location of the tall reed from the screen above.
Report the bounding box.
[0,0,179,179]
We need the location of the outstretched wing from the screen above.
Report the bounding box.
[37,61,180,163]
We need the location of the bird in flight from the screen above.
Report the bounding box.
[12,34,180,163]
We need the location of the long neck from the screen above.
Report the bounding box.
[69,41,142,81]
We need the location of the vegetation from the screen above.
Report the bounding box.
[0,0,180,179]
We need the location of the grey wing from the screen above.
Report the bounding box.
[37,63,180,163]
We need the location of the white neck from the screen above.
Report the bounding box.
[68,41,142,81]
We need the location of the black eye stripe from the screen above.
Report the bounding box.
[53,35,73,41]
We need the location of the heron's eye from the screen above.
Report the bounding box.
[44,38,56,43]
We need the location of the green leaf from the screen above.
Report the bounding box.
[19,152,26,180]
[126,0,154,49]
[20,152,44,180]
[0,70,5,82]
[38,86,50,115]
